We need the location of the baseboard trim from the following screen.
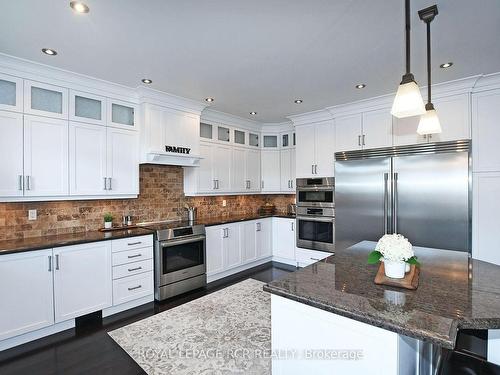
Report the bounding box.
[102,295,155,318]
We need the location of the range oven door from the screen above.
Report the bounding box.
[296,215,335,252]
[156,235,206,287]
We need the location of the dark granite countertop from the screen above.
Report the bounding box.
[197,213,296,227]
[264,240,500,349]
[0,227,154,255]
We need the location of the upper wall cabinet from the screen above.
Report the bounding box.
[0,73,23,112]
[263,134,278,148]
[24,80,68,119]
[107,99,137,130]
[69,90,106,126]
[0,111,24,197]
[296,120,335,178]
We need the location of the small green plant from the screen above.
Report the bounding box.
[103,213,113,223]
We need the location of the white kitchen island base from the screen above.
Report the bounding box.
[271,294,420,375]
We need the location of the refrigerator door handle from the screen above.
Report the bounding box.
[384,173,389,234]
[393,172,399,234]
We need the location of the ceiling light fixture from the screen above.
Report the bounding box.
[141,79,153,84]
[205,97,214,102]
[355,84,366,89]
[440,62,453,69]
[391,0,426,118]
[250,111,257,115]
[417,4,442,136]
[70,1,89,13]
[41,48,57,56]
[294,99,303,104]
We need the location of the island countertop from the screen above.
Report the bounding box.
[264,241,500,349]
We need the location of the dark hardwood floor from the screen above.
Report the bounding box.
[0,262,294,375]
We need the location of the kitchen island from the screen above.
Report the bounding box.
[264,241,500,375]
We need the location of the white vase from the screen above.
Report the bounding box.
[104,221,112,229]
[384,259,406,279]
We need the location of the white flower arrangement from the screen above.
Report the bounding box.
[375,234,414,262]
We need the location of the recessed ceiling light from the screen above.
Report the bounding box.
[70,1,89,13]
[250,111,257,115]
[294,99,303,104]
[205,97,214,103]
[355,84,366,89]
[440,62,453,69]
[41,48,57,56]
[141,79,153,84]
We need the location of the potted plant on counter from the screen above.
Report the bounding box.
[103,213,113,229]
[368,234,420,279]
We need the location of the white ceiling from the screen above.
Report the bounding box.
[1,0,499,122]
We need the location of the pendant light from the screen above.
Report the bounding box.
[417,5,442,135]
[391,0,426,118]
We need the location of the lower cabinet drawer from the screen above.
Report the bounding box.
[296,248,331,266]
[112,247,153,266]
[113,271,154,306]
[111,235,154,253]
[113,258,153,280]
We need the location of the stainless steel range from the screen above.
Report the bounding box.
[139,221,206,301]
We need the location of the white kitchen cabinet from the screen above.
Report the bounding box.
[473,172,500,265]
[53,241,112,323]
[206,226,225,275]
[472,90,500,172]
[69,90,106,126]
[222,223,241,269]
[107,99,137,130]
[106,127,139,195]
[362,109,393,149]
[231,147,246,192]
[296,120,335,178]
[0,111,24,197]
[242,221,258,263]
[272,218,296,262]
[295,124,316,178]
[335,114,362,152]
[0,72,23,112]
[392,115,427,146]
[263,134,279,148]
[195,142,216,193]
[23,115,69,196]
[261,150,281,192]
[24,80,68,119]
[280,148,296,192]
[0,249,54,341]
[246,148,261,192]
[256,219,273,258]
[69,122,107,196]
[213,144,232,192]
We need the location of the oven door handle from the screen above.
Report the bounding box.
[160,235,206,247]
[296,216,335,223]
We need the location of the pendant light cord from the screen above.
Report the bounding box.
[405,0,411,74]
[426,21,431,105]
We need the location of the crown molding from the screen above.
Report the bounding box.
[287,109,333,127]
[137,87,207,115]
[260,121,293,133]
[472,72,500,93]
[201,108,262,131]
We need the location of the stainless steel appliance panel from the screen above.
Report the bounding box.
[335,157,392,251]
[296,215,335,252]
[296,177,335,208]
[392,152,470,251]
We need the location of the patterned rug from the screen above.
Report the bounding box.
[108,278,271,374]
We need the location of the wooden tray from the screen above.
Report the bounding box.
[374,263,420,290]
[98,225,138,232]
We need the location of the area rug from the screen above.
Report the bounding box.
[108,278,271,374]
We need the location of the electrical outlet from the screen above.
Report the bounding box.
[28,209,37,221]
[222,200,227,207]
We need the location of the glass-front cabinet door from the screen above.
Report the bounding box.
[107,99,138,130]
[0,73,23,112]
[24,80,69,119]
[69,90,106,126]
[249,133,259,147]
[217,126,230,142]
[234,129,245,145]
[263,135,278,148]
[200,122,213,140]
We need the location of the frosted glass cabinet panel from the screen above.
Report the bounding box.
[24,80,68,119]
[217,126,230,142]
[234,130,245,145]
[249,133,259,147]
[107,99,137,130]
[0,73,23,112]
[70,91,106,125]
[200,123,213,139]
[263,135,278,148]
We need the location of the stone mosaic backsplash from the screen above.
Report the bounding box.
[0,164,295,240]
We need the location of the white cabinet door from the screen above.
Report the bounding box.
[335,114,362,152]
[257,219,273,258]
[280,148,292,191]
[472,90,500,172]
[261,150,281,192]
[0,72,23,113]
[273,218,296,261]
[295,124,316,178]
[314,120,335,177]
[246,148,261,192]
[24,115,69,196]
[107,99,137,130]
[290,149,296,189]
[69,90,106,126]
[473,172,500,265]
[0,249,54,341]
[223,223,241,269]
[106,127,138,195]
[392,115,427,146]
[69,122,107,195]
[197,142,215,192]
[242,221,257,263]
[362,109,393,149]
[231,147,246,192]
[213,144,232,192]
[53,241,112,323]
[431,94,470,143]
[0,111,24,197]
[206,226,224,275]
[24,80,68,119]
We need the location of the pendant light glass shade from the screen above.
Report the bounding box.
[417,106,441,135]
[391,80,426,118]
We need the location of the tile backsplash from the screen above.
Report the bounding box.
[0,164,295,240]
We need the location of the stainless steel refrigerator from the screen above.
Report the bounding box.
[334,140,471,252]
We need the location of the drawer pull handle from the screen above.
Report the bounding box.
[127,241,142,246]
[128,266,142,272]
[127,254,142,259]
[128,285,142,291]
[310,257,320,261]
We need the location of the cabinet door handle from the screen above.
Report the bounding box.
[310,257,320,261]
[291,222,294,231]
[128,253,142,258]
[128,285,142,291]
[18,175,23,191]
[25,176,31,191]
[103,177,108,190]
[55,254,60,270]
[248,180,251,189]
[108,177,112,190]
[314,165,318,175]
[256,223,261,231]
[358,135,362,146]
[291,180,294,189]
[48,255,52,272]
[128,266,142,272]
[311,164,315,174]
[362,134,366,146]
[127,241,142,246]
[261,180,264,189]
